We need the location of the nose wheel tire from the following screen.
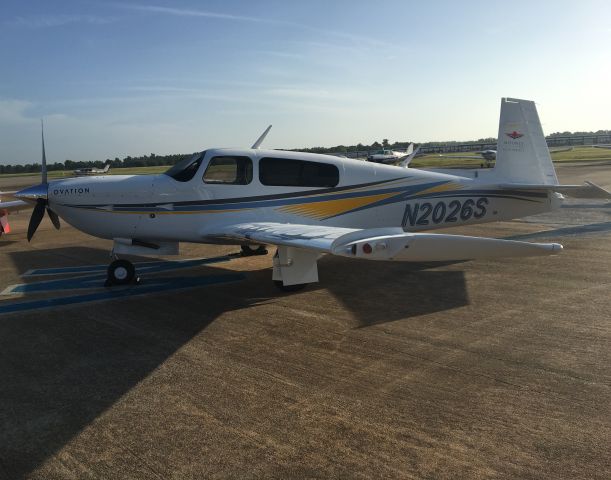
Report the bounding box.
[106,259,136,286]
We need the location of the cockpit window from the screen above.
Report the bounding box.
[165,151,206,182]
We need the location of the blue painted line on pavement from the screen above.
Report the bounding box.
[0,274,245,314]
[7,255,237,294]
[24,255,235,276]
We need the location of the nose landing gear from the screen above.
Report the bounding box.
[105,258,138,287]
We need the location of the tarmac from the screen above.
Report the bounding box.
[0,163,610,479]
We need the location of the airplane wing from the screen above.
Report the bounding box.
[201,222,562,262]
[0,199,29,213]
[0,192,29,213]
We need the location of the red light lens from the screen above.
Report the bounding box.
[362,243,372,254]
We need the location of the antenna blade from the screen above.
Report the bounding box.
[251,124,272,149]
[41,119,48,185]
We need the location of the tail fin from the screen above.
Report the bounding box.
[493,98,558,185]
[398,145,421,168]
[103,163,110,173]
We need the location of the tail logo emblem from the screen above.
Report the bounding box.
[506,131,524,139]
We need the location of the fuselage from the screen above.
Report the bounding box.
[48,148,560,244]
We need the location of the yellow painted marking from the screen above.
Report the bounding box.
[277,191,399,219]
[414,182,462,197]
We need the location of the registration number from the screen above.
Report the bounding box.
[402,198,489,227]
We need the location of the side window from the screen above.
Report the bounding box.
[259,158,339,187]
[203,156,253,185]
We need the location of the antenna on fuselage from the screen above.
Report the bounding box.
[251,125,272,149]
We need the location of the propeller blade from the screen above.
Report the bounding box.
[47,207,61,230]
[41,119,48,185]
[27,199,46,242]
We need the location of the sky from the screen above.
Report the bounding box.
[1,0,610,164]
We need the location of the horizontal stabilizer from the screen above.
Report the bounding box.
[498,181,611,199]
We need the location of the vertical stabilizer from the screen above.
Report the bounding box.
[494,98,558,185]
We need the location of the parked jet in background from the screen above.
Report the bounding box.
[14,98,610,291]
[74,163,111,176]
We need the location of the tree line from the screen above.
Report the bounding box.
[1,129,609,175]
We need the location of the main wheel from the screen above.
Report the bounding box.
[273,280,307,292]
[106,259,136,286]
[241,244,268,256]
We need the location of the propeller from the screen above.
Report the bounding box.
[18,119,61,241]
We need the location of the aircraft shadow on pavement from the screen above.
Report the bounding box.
[0,246,468,478]
[320,256,469,327]
[0,246,272,478]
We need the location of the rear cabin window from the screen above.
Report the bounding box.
[203,156,253,185]
[259,157,339,187]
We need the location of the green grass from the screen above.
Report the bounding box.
[549,146,611,162]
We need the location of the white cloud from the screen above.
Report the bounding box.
[117,3,390,49]
[116,4,273,24]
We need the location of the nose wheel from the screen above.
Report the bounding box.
[105,259,138,287]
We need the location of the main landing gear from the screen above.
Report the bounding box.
[105,258,139,287]
[240,244,268,256]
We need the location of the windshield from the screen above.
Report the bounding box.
[164,151,206,182]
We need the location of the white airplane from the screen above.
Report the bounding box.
[74,162,111,176]
[367,143,420,165]
[14,98,610,291]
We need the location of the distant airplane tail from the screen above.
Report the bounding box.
[398,144,421,168]
[492,98,558,185]
[103,163,111,173]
